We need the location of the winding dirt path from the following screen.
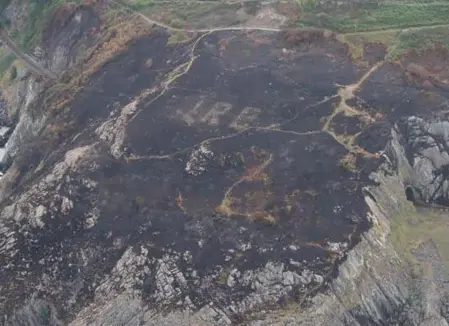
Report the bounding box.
[4,0,447,81]
[126,58,384,167]
[109,0,283,33]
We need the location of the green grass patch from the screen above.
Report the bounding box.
[120,0,242,29]
[389,26,449,58]
[0,53,15,80]
[170,3,219,21]
[10,0,82,51]
[388,0,449,3]
[338,30,398,60]
[122,0,155,11]
[300,3,449,33]
[389,201,449,269]
[342,25,449,60]
[167,30,188,45]
[123,0,218,16]
[296,0,316,11]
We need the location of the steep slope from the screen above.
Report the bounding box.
[1,0,449,325]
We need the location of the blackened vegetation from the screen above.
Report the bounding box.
[3,30,370,320]
[331,112,363,135]
[356,62,449,120]
[355,120,392,154]
[3,28,442,322]
[282,28,335,47]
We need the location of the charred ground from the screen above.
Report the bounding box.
[2,20,449,325]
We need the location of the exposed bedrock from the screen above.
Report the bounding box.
[1,14,449,325]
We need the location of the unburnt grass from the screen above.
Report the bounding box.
[297,0,449,62]
[118,0,250,29]
[299,1,449,33]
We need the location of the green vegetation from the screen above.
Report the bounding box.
[167,30,189,45]
[122,0,156,11]
[389,26,449,57]
[295,0,316,11]
[296,0,449,60]
[318,0,449,60]
[338,30,397,60]
[0,52,15,79]
[299,2,449,33]
[389,201,449,269]
[216,269,229,286]
[171,3,218,24]
[341,25,449,61]
[9,0,81,51]
[119,0,243,29]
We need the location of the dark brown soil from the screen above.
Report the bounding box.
[363,42,387,65]
[402,45,449,83]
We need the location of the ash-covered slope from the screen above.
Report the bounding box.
[1,4,449,325]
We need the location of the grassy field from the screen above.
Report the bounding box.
[0,52,15,80]
[1,0,449,60]
[389,201,449,271]
[119,0,249,29]
[340,24,449,60]
[120,0,449,56]
[305,0,449,60]
[391,25,449,54]
[299,2,449,32]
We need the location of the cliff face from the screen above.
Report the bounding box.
[65,125,449,326]
[1,1,449,325]
[0,1,100,168]
[253,127,449,325]
[0,78,44,165]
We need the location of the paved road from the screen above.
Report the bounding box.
[0,29,56,80]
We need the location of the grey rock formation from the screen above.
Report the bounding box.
[0,72,46,169]
[0,79,45,165]
[395,116,449,205]
[250,129,449,326]
[43,5,100,73]
[4,125,446,326]
[5,298,64,326]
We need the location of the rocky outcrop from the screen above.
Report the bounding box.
[395,116,449,205]
[250,127,449,325]
[41,4,100,73]
[58,124,449,326]
[0,0,101,168]
[5,90,447,326]
[0,78,45,166]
